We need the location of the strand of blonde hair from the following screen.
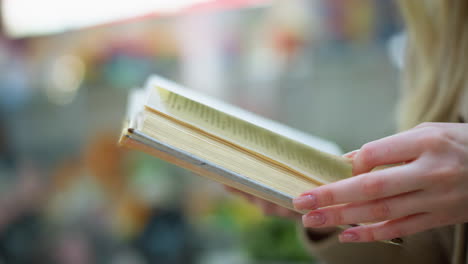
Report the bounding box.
[398,0,468,131]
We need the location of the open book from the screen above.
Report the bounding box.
[119,76,353,211]
[119,76,403,245]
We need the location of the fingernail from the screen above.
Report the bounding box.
[302,212,325,227]
[293,194,317,210]
[339,232,360,242]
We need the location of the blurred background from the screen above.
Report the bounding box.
[0,0,403,263]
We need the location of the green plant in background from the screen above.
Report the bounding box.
[202,196,314,263]
[243,217,315,263]
[127,153,315,263]
[207,197,264,232]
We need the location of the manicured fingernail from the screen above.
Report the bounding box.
[339,232,360,242]
[293,195,317,210]
[302,212,325,227]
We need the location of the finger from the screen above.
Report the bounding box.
[256,199,279,216]
[343,150,359,159]
[224,185,242,194]
[353,128,430,175]
[276,206,302,219]
[302,190,430,228]
[414,122,448,129]
[338,213,434,242]
[295,162,428,210]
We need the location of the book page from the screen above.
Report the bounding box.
[146,86,352,184]
[145,76,343,155]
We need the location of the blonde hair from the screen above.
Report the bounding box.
[397,0,468,131]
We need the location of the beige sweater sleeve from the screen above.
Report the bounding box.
[299,225,455,264]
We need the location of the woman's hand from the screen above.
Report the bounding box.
[293,122,468,243]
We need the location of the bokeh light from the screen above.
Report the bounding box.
[45,55,85,105]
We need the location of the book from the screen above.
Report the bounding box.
[119,76,403,245]
[119,76,353,211]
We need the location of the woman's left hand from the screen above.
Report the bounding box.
[293,122,468,243]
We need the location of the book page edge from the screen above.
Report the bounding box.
[122,128,300,212]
